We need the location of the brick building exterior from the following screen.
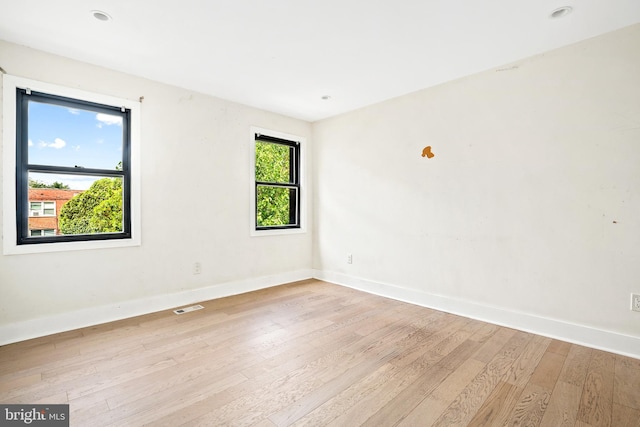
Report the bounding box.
[28,188,82,236]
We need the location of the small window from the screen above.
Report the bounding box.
[254,133,300,230]
[29,201,56,217]
[15,88,131,245]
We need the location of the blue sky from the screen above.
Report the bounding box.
[28,101,123,190]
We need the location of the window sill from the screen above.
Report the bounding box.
[3,236,141,255]
[250,227,306,237]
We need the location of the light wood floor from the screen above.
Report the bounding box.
[1,279,639,426]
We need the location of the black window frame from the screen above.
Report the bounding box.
[15,88,132,245]
[254,133,301,230]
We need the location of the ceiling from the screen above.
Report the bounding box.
[1,1,639,122]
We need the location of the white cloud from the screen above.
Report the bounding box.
[50,138,66,149]
[38,138,66,149]
[67,108,81,115]
[28,139,33,146]
[96,113,123,126]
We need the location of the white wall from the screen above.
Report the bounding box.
[313,24,640,357]
[0,41,313,343]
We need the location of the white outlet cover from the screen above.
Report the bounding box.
[632,294,640,312]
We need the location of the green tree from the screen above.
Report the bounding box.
[28,178,70,189]
[255,142,293,226]
[51,181,70,189]
[59,178,122,234]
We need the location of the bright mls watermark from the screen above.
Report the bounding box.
[1,405,68,426]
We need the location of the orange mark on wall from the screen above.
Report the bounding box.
[421,146,434,158]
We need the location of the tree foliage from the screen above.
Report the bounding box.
[29,178,70,189]
[257,186,293,226]
[59,178,122,234]
[255,141,293,226]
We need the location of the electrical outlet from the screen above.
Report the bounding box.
[347,254,353,264]
[632,294,640,312]
[193,262,202,275]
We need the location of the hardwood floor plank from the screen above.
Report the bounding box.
[467,381,522,427]
[577,350,615,427]
[504,383,551,426]
[266,341,396,426]
[466,336,557,427]
[103,353,246,410]
[361,339,483,426]
[539,381,582,427]
[291,363,399,427]
[73,358,178,401]
[399,358,486,426]
[0,280,637,427]
[504,334,551,388]
[390,316,472,368]
[611,403,640,427]
[69,399,110,426]
[529,348,566,391]
[97,372,248,427]
[539,344,594,427]
[547,339,572,357]
[362,362,453,427]
[614,354,640,410]
[431,331,533,427]
[434,332,533,426]
[469,323,500,344]
[240,332,356,381]
[558,344,592,387]
[471,327,518,364]
[0,372,41,393]
[325,323,476,426]
[0,343,80,378]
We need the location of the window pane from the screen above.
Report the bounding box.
[43,201,56,216]
[27,101,123,170]
[27,172,124,237]
[256,185,297,227]
[30,230,43,236]
[30,201,41,210]
[43,229,55,236]
[255,141,292,183]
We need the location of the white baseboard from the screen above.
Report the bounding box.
[313,269,640,360]
[0,269,314,346]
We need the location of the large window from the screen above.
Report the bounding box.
[2,75,141,254]
[15,88,131,245]
[253,131,303,232]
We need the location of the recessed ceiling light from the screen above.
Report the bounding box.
[91,10,112,22]
[321,95,331,100]
[549,6,573,19]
